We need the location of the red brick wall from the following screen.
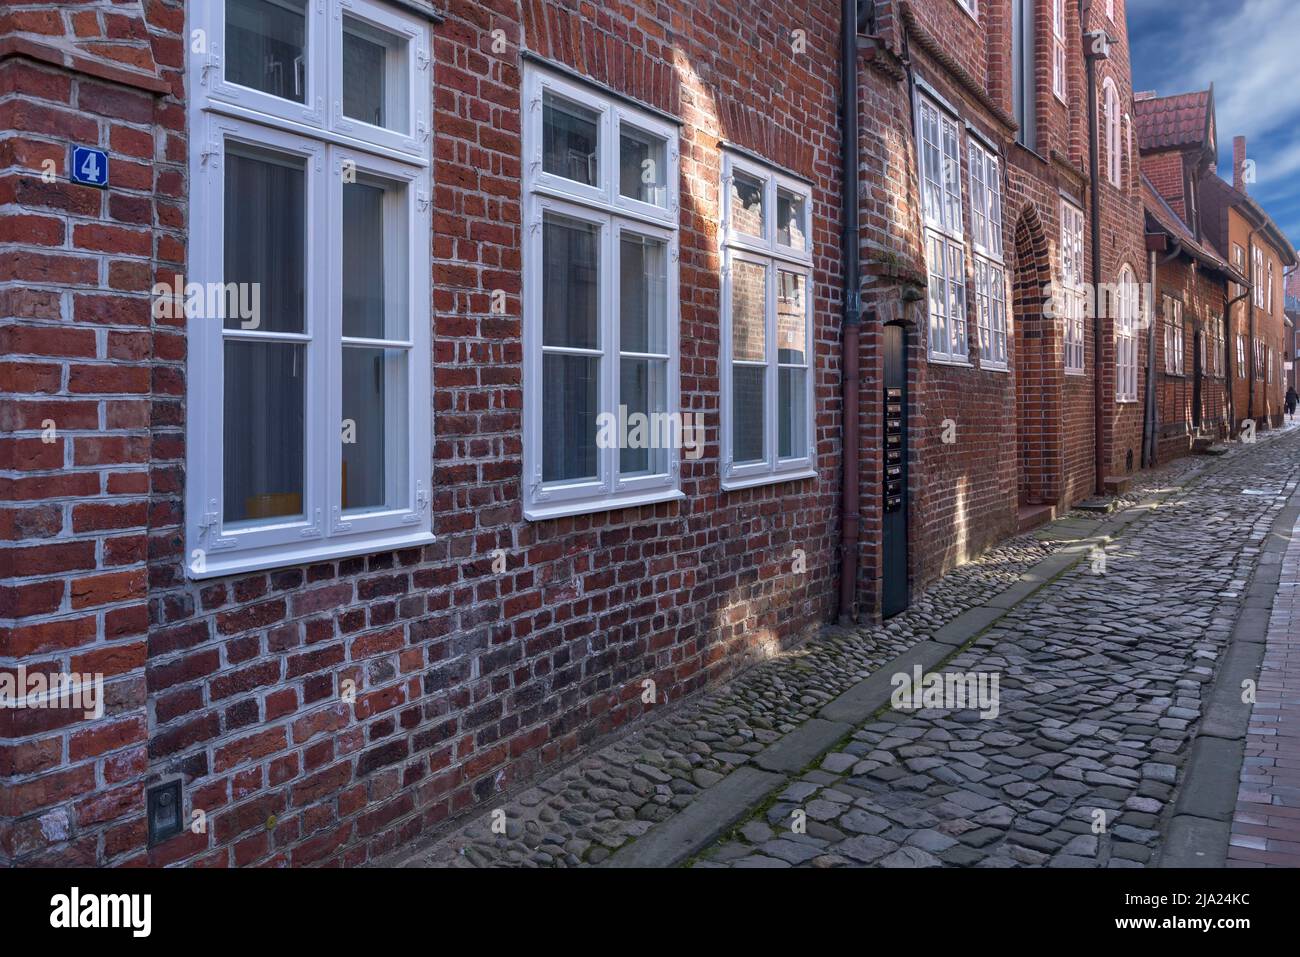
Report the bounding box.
[3,0,846,867]
[0,0,180,865]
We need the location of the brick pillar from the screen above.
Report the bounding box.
[1234,135,1247,193]
[0,4,173,864]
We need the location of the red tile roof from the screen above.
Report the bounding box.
[1135,89,1212,152]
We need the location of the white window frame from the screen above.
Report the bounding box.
[719,151,815,491]
[954,0,978,19]
[1238,332,1247,378]
[1106,0,1115,21]
[1163,296,1184,376]
[520,64,683,519]
[1267,258,1275,314]
[1052,0,1068,103]
[1060,198,1086,374]
[1254,247,1265,307]
[1115,264,1138,401]
[969,138,1008,370]
[918,94,969,365]
[185,0,433,579]
[1103,78,1121,187]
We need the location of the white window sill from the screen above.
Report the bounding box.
[187,529,437,580]
[524,488,685,522]
[1065,368,1086,377]
[981,362,1009,374]
[721,467,817,492]
[928,355,974,368]
[1116,397,1138,404]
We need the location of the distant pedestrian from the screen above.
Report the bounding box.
[1287,386,1298,421]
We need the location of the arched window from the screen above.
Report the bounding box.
[1115,264,1139,401]
[1103,78,1121,186]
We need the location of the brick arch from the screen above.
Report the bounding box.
[1012,203,1063,506]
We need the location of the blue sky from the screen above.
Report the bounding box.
[1127,0,1300,255]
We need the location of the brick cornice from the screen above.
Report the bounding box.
[0,35,169,95]
[899,0,1018,135]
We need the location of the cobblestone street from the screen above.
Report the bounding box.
[392,427,1300,869]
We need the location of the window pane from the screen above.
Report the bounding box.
[543,214,599,350]
[731,260,766,362]
[226,0,307,103]
[620,234,667,355]
[732,365,765,464]
[620,125,667,207]
[343,16,409,133]
[224,145,305,333]
[342,347,408,513]
[542,354,599,482]
[343,176,408,340]
[730,171,765,238]
[779,367,808,459]
[224,341,304,524]
[777,270,806,363]
[777,188,806,249]
[619,358,668,476]
[543,92,599,186]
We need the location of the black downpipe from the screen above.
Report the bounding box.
[1083,9,1107,496]
[836,0,862,623]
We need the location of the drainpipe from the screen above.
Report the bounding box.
[837,0,861,624]
[1083,14,1110,496]
[1142,243,1159,467]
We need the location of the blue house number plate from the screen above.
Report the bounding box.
[71,146,110,188]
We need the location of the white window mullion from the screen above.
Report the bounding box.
[765,258,778,471]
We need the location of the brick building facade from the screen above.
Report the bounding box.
[0,0,1292,869]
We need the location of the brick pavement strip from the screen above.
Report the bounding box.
[1226,500,1300,867]
[390,432,1295,868]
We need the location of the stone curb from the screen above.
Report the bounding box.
[604,465,1199,868]
[603,767,785,868]
[1159,481,1300,867]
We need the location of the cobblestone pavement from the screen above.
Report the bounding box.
[696,431,1300,868]
[396,432,1293,868]
[1230,509,1300,866]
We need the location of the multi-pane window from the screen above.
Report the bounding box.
[1115,265,1139,401]
[1254,247,1265,307]
[720,152,815,489]
[1268,259,1275,314]
[1254,337,1264,379]
[521,66,681,518]
[186,0,433,578]
[1233,243,1246,299]
[1103,79,1121,187]
[918,95,968,363]
[969,140,1007,369]
[1061,199,1086,373]
[1163,296,1184,375]
[1238,333,1247,378]
[1052,0,1068,102]
[1211,317,1225,377]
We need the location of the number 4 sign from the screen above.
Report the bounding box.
[70,146,109,188]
